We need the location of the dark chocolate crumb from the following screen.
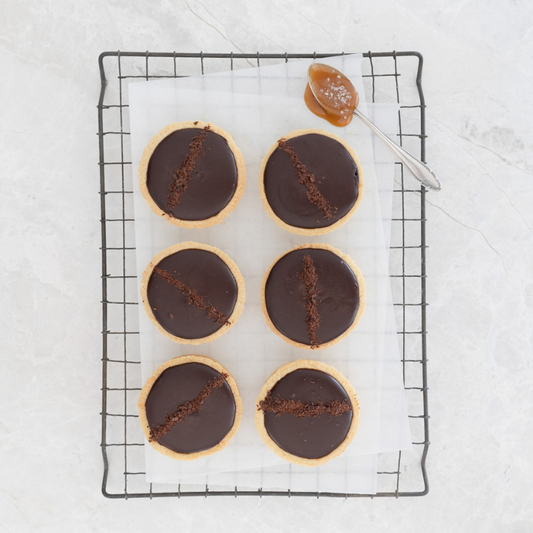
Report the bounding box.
[297,254,321,347]
[154,267,230,326]
[258,391,351,418]
[167,125,211,211]
[149,372,229,442]
[193,121,198,125]
[277,139,337,220]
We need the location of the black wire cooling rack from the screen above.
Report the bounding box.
[98,50,430,499]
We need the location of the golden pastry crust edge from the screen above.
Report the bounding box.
[254,359,360,467]
[260,243,366,350]
[141,241,246,345]
[258,128,364,236]
[139,120,246,228]
[138,354,242,461]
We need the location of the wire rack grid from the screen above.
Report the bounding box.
[97,50,430,499]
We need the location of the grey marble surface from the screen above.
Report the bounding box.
[1,1,532,531]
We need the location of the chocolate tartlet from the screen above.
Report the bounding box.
[261,243,365,350]
[139,355,242,460]
[141,242,245,344]
[259,129,363,235]
[255,360,359,466]
[139,121,246,228]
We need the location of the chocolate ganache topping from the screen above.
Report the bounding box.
[147,126,238,221]
[145,363,236,454]
[263,133,359,229]
[265,248,359,346]
[260,368,353,459]
[147,249,238,339]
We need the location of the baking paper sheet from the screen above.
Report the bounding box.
[128,55,411,494]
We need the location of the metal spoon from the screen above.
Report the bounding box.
[308,64,441,191]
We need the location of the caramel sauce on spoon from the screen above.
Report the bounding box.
[305,63,359,127]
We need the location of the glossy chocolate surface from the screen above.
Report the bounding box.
[147,249,237,339]
[263,368,353,459]
[265,248,359,345]
[263,133,359,228]
[145,363,236,454]
[147,128,237,220]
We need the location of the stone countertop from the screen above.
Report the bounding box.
[1,1,532,532]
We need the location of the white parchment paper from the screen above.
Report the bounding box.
[128,55,411,494]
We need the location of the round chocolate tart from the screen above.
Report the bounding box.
[141,242,245,344]
[255,360,359,466]
[261,243,365,350]
[139,121,246,228]
[259,129,363,235]
[139,355,242,460]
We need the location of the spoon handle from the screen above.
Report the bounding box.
[353,108,441,191]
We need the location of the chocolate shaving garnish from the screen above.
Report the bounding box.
[258,392,351,418]
[149,372,229,442]
[277,139,336,220]
[297,254,321,348]
[167,125,211,210]
[154,267,230,326]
